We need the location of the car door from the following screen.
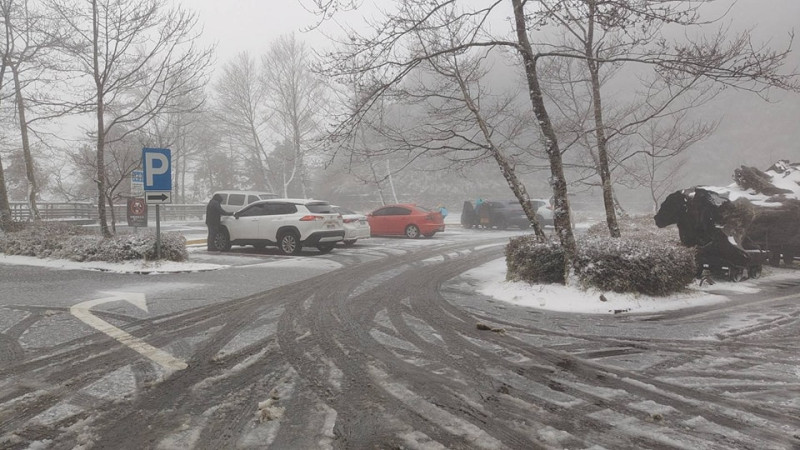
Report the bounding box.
[232,203,266,239]
[369,207,392,235]
[386,206,412,235]
[259,203,297,241]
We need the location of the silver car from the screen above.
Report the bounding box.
[332,206,371,246]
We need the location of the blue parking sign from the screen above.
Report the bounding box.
[142,148,171,191]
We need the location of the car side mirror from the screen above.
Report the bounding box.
[233,212,240,219]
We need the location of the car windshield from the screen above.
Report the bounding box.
[306,202,334,213]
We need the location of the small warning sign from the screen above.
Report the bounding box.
[127,197,148,227]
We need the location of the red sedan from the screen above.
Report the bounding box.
[367,204,445,238]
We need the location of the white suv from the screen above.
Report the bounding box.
[213,199,345,254]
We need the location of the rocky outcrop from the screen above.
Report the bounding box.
[655,160,800,268]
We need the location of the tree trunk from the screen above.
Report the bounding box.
[0,154,12,231]
[386,160,399,204]
[250,123,275,192]
[367,155,386,206]
[293,118,308,198]
[11,64,40,221]
[451,63,545,238]
[511,0,576,276]
[92,0,110,237]
[107,193,116,234]
[585,1,620,237]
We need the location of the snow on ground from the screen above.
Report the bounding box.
[0,248,344,274]
[0,253,227,274]
[462,258,795,315]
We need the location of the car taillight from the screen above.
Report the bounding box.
[299,215,325,221]
[343,218,358,223]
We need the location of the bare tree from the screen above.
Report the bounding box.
[1,0,69,221]
[367,8,548,236]
[528,0,798,237]
[623,112,714,211]
[138,89,208,203]
[309,0,797,277]
[66,127,140,233]
[213,51,275,192]
[262,33,325,198]
[50,0,213,237]
[311,0,579,275]
[0,1,12,229]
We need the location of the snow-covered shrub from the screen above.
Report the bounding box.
[505,235,565,284]
[506,216,697,295]
[585,214,678,241]
[0,222,187,262]
[0,222,91,257]
[93,232,188,262]
[573,236,696,296]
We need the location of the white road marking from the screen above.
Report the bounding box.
[473,243,505,251]
[70,291,188,371]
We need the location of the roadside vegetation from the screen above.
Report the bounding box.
[506,216,697,296]
[0,222,187,262]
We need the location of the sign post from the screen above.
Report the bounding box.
[142,148,172,259]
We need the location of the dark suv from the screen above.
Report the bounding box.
[463,200,531,229]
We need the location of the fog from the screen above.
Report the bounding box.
[194,0,800,215]
[1,0,797,219]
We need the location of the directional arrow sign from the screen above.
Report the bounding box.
[70,291,187,371]
[145,191,171,205]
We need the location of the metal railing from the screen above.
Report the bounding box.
[9,202,206,223]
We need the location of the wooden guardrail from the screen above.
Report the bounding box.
[9,202,206,223]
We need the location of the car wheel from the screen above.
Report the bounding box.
[213,229,231,252]
[343,240,357,246]
[277,231,302,255]
[317,243,335,254]
[405,224,420,239]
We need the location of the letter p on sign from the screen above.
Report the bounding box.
[142,148,172,191]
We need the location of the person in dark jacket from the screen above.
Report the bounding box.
[206,194,233,251]
[461,200,476,228]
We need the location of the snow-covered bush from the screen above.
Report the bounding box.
[505,235,566,284]
[0,222,187,262]
[573,236,696,296]
[0,222,90,257]
[585,214,679,242]
[506,217,697,295]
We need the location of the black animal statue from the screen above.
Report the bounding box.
[655,188,753,271]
